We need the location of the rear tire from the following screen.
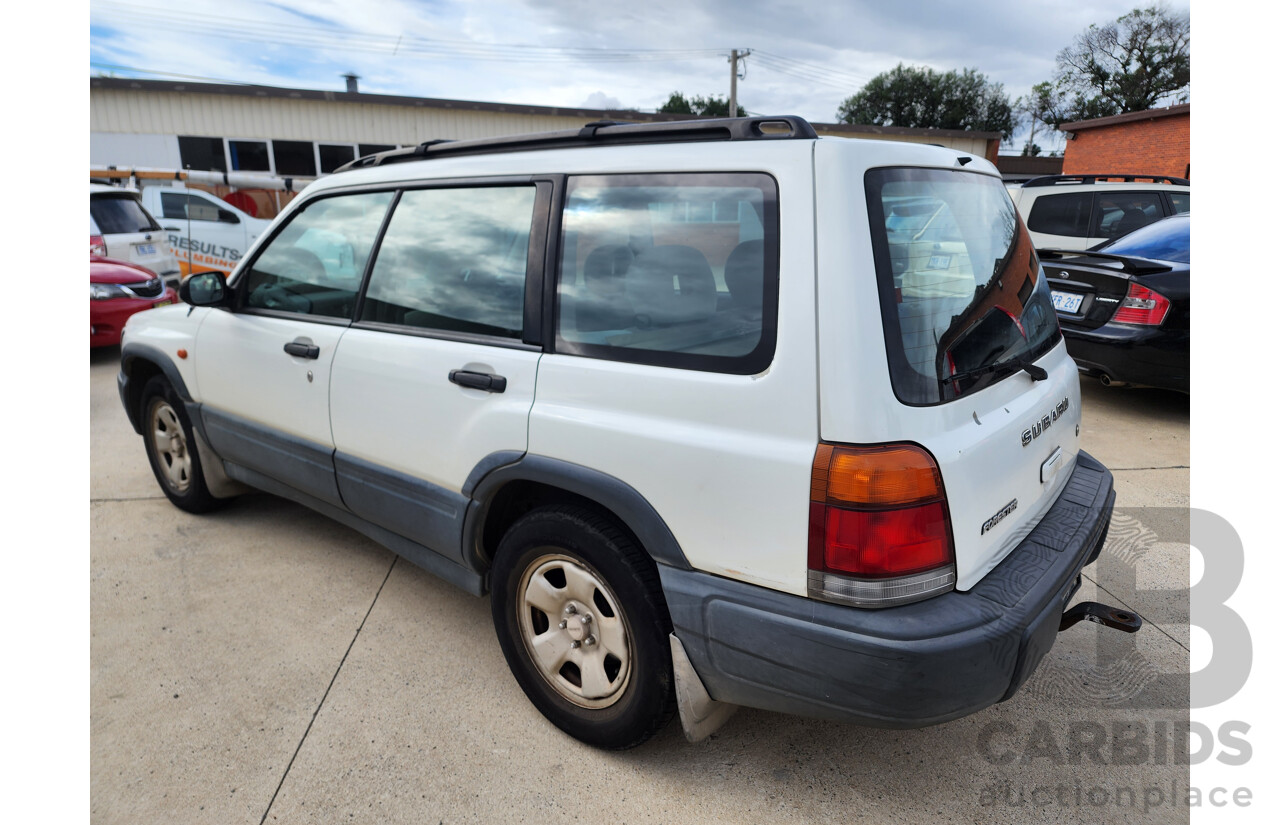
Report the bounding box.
[490,505,675,749]
[141,375,221,514]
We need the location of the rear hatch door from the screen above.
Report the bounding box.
[90,192,176,276]
[815,149,1084,591]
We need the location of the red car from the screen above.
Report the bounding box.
[90,254,178,347]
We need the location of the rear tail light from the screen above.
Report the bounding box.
[90,235,107,256]
[808,443,956,608]
[1112,282,1170,326]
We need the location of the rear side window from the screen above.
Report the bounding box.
[1026,192,1093,239]
[555,173,778,374]
[867,168,1061,405]
[160,192,229,223]
[90,194,160,234]
[243,191,393,319]
[360,186,537,339]
[1092,192,1163,241]
[1169,192,1190,213]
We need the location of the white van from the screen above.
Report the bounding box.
[138,185,271,277]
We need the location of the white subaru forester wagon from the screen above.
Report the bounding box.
[118,117,1137,750]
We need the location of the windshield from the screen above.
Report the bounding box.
[1099,215,1190,263]
[90,193,161,235]
[867,168,1061,405]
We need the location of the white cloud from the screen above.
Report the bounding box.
[581,91,624,110]
[89,0,1189,147]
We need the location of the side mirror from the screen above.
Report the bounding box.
[179,270,229,306]
[218,208,241,224]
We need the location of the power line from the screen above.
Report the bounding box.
[93,2,724,64]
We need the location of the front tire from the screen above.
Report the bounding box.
[141,375,221,513]
[490,505,675,749]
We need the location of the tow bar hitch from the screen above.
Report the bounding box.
[1059,602,1143,633]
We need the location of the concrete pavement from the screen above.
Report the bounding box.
[90,347,1191,824]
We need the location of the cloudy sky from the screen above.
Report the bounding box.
[89,0,1190,153]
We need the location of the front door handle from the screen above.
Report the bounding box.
[284,340,320,359]
[449,370,507,393]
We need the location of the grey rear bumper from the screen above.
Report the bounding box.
[660,450,1115,728]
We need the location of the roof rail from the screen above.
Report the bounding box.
[1022,173,1190,187]
[334,116,819,172]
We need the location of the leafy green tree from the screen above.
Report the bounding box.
[1036,4,1190,125]
[836,64,1015,139]
[659,91,746,118]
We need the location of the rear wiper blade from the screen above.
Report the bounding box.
[945,357,1048,385]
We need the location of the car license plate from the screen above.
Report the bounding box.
[135,243,157,256]
[1051,290,1084,314]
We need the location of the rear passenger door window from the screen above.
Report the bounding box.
[1168,192,1190,214]
[555,173,778,374]
[244,191,393,319]
[1025,192,1093,239]
[1091,192,1164,241]
[360,186,537,338]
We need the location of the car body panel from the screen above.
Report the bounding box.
[1044,214,1190,392]
[90,185,181,286]
[90,255,178,347]
[1007,182,1189,251]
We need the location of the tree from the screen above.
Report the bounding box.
[1041,4,1190,124]
[658,91,745,118]
[836,64,1015,139]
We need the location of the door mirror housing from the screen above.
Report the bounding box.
[179,270,229,306]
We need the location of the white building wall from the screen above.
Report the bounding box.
[88,87,998,167]
[90,132,181,168]
[90,89,592,145]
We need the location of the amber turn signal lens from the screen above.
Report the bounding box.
[811,443,944,508]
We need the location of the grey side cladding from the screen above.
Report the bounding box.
[201,407,346,510]
[464,453,691,571]
[334,451,469,563]
[225,461,485,596]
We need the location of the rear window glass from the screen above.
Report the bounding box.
[1026,192,1092,239]
[867,168,1061,406]
[89,194,160,235]
[1100,216,1190,264]
[555,173,777,374]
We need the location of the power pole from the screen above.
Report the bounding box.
[729,48,750,117]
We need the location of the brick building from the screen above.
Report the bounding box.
[1059,104,1189,179]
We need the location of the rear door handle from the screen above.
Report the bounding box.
[284,341,320,359]
[449,370,507,393]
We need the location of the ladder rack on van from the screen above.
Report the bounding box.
[335,116,819,172]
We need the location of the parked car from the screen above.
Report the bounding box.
[1041,213,1189,392]
[90,255,178,347]
[90,184,182,288]
[117,117,1136,750]
[1007,174,1189,251]
[138,185,271,277]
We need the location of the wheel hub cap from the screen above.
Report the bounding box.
[517,554,632,709]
